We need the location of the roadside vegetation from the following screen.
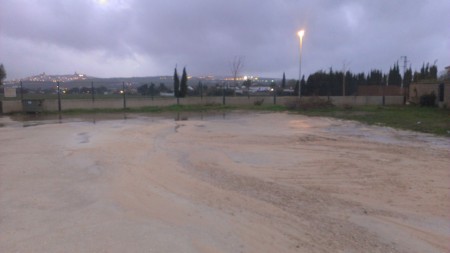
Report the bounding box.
[296,105,450,136]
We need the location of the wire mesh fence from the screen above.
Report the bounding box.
[2,79,292,101]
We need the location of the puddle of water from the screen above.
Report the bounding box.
[2,112,449,150]
[2,111,247,128]
[326,122,450,149]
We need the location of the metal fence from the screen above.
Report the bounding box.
[2,79,295,107]
[1,80,407,113]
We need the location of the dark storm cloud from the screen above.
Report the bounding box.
[127,1,293,73]
[1,0,449,79]
[2,0,133,54]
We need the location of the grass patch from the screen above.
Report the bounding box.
[298,105,450,136]
[50,103,287,115]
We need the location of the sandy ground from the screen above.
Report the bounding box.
[0,112,449,253]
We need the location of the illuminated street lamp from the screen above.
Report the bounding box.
[297,30,305,98]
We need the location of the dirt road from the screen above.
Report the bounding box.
[0,113,449,252]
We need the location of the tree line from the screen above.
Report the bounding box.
[0,61,441,98]
[134,62,440,97]
[297,62,438,96]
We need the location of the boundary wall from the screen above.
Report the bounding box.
[1,96,405,114]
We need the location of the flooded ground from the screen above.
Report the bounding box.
[0,112,449,252]
[4,111,238,127]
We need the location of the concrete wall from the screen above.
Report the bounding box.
[317,96,403,106]
[1,100,22,114]
[1,95,405,113]
[357,86,405,96]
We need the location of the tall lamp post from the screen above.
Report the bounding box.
[297,30,305,98]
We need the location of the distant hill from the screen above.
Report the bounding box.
[4,73,281,89]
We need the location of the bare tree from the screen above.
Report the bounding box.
[231,56,245,86]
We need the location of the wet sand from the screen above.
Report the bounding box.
[0,112,449,252]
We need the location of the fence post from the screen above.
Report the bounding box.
[150,84,154,101]
[91,81,95,102]
[222,83,226,105]
[20,81,24,100]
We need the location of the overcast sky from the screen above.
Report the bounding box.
[1,0,449,80]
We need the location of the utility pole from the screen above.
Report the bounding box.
[400,56,408,88]
[342,60,350,96]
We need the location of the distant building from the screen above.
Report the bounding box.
[443,66,450,81]
[409,81,450,108]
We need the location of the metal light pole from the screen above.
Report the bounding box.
[297,30,305,98]
[122,81,126,110]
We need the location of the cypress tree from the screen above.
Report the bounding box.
[429,65,438,79]
[281,72,286,89]
[173,68,180,98]
[425,63,430,78]
[356,72,366,86]
[180,67,188,97]
[420,63,426,80]
[0,64,6,86]
[388,63,402,86]
[368,69,383,86]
